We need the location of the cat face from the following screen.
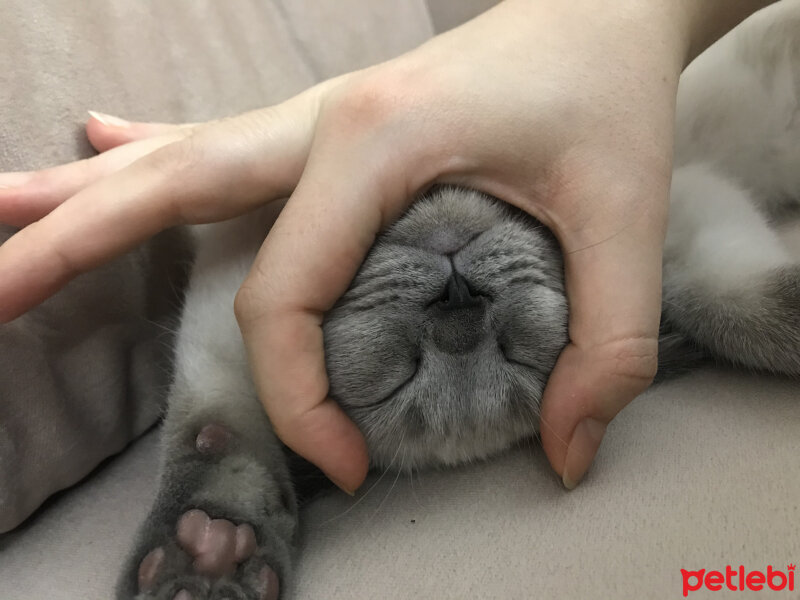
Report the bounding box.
[323,187,568,470]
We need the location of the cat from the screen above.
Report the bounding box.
[118,2,800,599]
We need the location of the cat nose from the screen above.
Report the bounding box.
[435,271,482,311]
[428,271,488,354]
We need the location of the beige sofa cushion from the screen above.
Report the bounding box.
[2,369,798,599]
[426,0,499,32]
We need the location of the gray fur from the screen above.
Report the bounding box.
[324,188,567,470]
[119,2,800,598]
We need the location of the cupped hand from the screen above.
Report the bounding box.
[0,0,762,492]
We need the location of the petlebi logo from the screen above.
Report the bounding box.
[681,564,795,596]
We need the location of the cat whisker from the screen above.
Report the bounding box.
[319,466,390,525]
[321,430,406,525]
[536,414,572,452]
[371,449,405,523]
[142,316,182,337]
[408,464,424,510]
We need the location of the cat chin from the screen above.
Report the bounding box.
[367,421,539,472]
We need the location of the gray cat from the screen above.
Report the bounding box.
[119,3,800,599]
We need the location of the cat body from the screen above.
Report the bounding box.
[120,3,800,599]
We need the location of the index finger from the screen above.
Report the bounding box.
[0,103,317,322]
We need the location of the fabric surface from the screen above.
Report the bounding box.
[1,369,798,599]
[426,0,498,32]
[0,0,433,533]
[0,225,189,534]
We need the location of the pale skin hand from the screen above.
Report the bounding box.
[0,0,774,492]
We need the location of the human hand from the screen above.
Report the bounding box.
[0,0,771,492]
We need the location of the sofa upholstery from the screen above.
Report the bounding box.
[1,2,798,599]
[3,370,799,599]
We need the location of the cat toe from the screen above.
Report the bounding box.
[138,548,166,592]
[254,565,280,600]
[131,509,279,600]
[176,509,257,577]
[206,563,278,600]
[194,424,232,455]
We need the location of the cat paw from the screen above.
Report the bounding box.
[119,420,296,600]
[134,509,279,600]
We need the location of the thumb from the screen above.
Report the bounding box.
[539,194,667,489]
[233,97,429,492]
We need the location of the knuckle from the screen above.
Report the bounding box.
[233,283,263,325]
[324,69,417,132]
[233,279,281,327]
[140,134,202,179]
[51,243,81,280]
[136,135,207,224]
[607,336,659,386]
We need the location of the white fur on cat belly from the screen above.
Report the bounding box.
[665,164,790,292]
[675,0,800,208]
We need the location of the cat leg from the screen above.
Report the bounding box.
[116,383,296,600]
[117,212,295,600]
[662,164,800,376]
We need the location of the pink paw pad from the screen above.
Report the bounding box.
[138,547,165,592]
[135,507,278,599]
[258,565,281,600]
[195,423,232,455]
[176,509,257,577]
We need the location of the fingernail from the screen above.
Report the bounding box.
[562,417,607,490]
[88,110,129,127]
[329,476,356,497]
